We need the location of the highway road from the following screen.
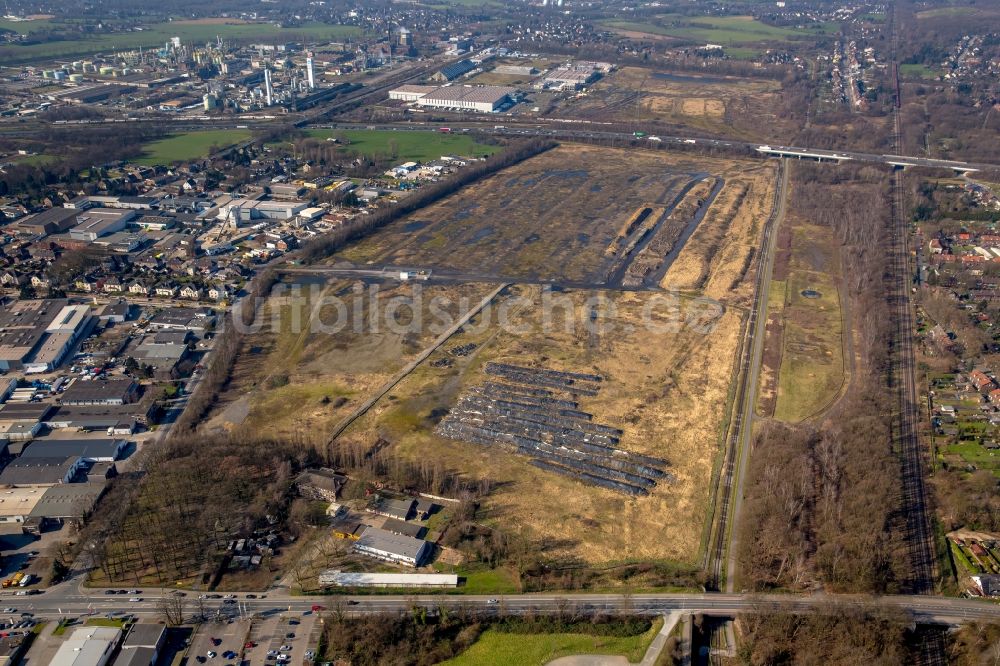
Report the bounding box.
[5,582,1000,627]
[4,113,998,174]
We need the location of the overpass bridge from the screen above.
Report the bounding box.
[755,145,853,163]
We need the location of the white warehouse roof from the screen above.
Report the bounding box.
[318,571,459,587]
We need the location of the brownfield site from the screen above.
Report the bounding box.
[209,144,777,567]
[554,67,788,139]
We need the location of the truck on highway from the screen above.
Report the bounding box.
[438,127,452,133]
[682,139,697,144]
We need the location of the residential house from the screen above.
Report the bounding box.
[128,282,150,296]
[179,285,202,300]
[154,284,178,298]
[207,285,230,301]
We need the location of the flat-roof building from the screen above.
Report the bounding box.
[0,486,45,523]
[49,626,121,666]
[13,207,79,237]
[28,482,106,527]
[0,456,83,487]
[21,438,126,462]
[319,571,457,587]
[61,378,139,406]
[114,623,166,666]
[352,526,430,567]
[69,209,136,242]
[388,84,438,102]
[415,85,514,113]
[0,299,87,372]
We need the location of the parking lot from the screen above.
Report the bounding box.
[188,617,252,666]
[244,610,319,666]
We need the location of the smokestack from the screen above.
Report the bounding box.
[306,55,315,89]
[264,68,273,106]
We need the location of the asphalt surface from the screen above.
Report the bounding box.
[5,581,1000,626]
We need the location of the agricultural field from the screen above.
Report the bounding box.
[555,66,788,139]
[304,129,501,163]
[0,20,362,65]
[136,129,253,165]
[330,144,767,287]
[756,210,846,422]
[601,15,837,46]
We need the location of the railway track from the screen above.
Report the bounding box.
[704,159,788,591]
[889,112,936,595]
[885,7,944,661]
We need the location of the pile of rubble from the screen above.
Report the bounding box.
[436,363,672,496]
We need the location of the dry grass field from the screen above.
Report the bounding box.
[337,284,742,563]
[203,280,497,441]
[757,214,845,422]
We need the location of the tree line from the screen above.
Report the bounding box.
[737,162,918,593]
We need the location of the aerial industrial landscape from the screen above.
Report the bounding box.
[0,0,998,663]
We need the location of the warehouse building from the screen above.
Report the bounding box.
[319,571,457,588]
[60,378,139,406]
[414,85,515,113]
[431,59,476,82]
[388,85,439,102]
[22,438,127,463]
[12,207,79,238]
[0,300,92,373]
[213,198,309,224]
[0,455,84,487]
[0,486,45,523]
[493,64,538,76]
[352,526,430,567]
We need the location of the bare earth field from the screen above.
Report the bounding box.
[332,145,773,290]
[332,145,706,284]
[555,67,787,139]
[660,160,777,308]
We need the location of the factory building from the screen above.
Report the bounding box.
[0,300,94,373]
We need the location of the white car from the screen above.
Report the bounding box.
[207,651,217,659]
[129,597,142,602]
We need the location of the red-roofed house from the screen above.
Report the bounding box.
[971,369,994,392]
